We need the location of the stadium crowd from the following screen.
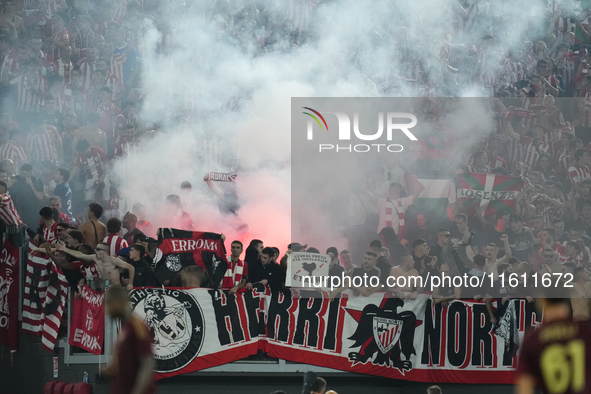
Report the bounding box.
[0,0,590,337]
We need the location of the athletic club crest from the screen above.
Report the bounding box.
[165,254,182,272]
[347,297,421,373]
[129,288,204,373]
[372,317,403,354]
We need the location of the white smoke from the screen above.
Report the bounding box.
[114,0,548,253]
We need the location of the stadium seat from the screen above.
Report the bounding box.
[72,382,91,394]
[63,383,75,394]
[44,381,57,394]
[53,381,67,394]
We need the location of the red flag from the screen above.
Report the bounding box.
[69,285,104,355]
[0,238,20,351]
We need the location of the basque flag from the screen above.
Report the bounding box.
[457,172,524,217]
[154,229,228,289]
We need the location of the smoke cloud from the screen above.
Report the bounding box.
[114,0,548,253]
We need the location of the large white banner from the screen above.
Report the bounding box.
[128,288,540,383]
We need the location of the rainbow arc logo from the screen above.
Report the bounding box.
[302,107,328,131]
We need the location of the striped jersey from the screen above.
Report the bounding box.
[10,74,46,112]
[53,58,73,84]
[50,28,69,61]
[114,137,141,158]
[42,221,58,244]
[76,57,96,92]
[74,147,107,181]
[72,30,96,56]
[0,140,27,166]
[520,136,551,171]
[25,127,62,165]
[103,233,128,256]
[0,193,22,226]
[568,164,591,185]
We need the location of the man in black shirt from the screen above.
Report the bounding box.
[452,247,488,300]
[127,244,155,287]
[449,213,475,268]
[122,212,145,245]
[327,246,344,278]
[246,247,282,290]
[432,263,461,307]
[9,163,45,227]
[474,211,509,255]
[553,219,569,244]
[411,238,438,281]
[369,239,391,286]
[429,228,451,270]
[485,263,515,324]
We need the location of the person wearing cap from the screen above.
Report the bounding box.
[506,214,535,263]
[289,243,307,252]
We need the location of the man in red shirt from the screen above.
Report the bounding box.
[37,206,58,244]
[105,287,155,394]
[516,295,591,394]
[104,218,128,256]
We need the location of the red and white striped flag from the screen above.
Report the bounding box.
[22,240,68,352]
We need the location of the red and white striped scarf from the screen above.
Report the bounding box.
[222,258,246,289]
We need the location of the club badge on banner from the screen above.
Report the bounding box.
[69,285,105,355]
[286,252,330,287]
[128,288,541,383]
[0,238,19,351]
